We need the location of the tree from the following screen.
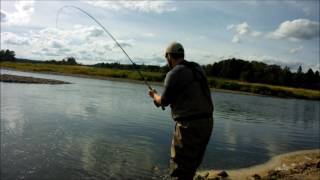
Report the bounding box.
[0,49,16,61]
[305,68,315,84]
[293,65,304,87]
[66,57,77,65]
[315,71,320,83]
[281,66,292,86]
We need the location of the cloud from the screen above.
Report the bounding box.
[76,25,104,38]
[1,10,8,22]
[269,19,319,41]
[1,0,35,26]
[232,35,241,43]
[82,0,177,13]
[236,22,250,35]
[1,32,30,45]
[251,31,262,37]
[227,22,252,35]
[114,41,133,49]
[49,40,64,49]
[302,7,311,16]
[227,22,262,43]
[23,26,135,61]
[289,46,303,53]
[143,32,156,37]
[130,55,165,65]
[228,19,319,43]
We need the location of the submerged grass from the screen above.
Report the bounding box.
[1,61,319,100]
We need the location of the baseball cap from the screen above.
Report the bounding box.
[165,42,184,55]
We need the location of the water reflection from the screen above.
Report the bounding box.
[1,70,319,179]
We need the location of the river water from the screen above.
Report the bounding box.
[1,69,319,180]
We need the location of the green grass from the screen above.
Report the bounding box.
[208,77,320,100]
[1,61,319,100]
[0,61,164,81]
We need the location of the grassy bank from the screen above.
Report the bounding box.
[208,78,320,100]
[1,61,319,100]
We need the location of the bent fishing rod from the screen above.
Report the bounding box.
[56,5,164,110]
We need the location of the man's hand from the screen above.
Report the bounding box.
[148,89,162,107]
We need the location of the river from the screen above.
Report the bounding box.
[1,69,319,180]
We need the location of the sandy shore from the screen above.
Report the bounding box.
[0,74,70,84]
[197,149,320,180]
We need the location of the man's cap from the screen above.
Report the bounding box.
[165,42,184,54]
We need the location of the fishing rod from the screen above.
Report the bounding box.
[56,5,164,110]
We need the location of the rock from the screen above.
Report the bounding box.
[250,174,261,180]
[208,177,220,180]
[151,166,159,172]
[267,170,282,179]
[304,156,312,160]
[317,161,320,168]
[204,172,209,178]
[194,174,204,180]
[217,171,228,177]
[194,172,209,180]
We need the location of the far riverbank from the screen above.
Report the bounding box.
[1,61,319,100]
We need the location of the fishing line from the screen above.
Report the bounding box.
[56,5,153,90]
[56,5,164,110]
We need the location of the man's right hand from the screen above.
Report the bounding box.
[148,89,157,99]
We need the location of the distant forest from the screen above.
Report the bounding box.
[1,49,319,90]
[93,59,320,90]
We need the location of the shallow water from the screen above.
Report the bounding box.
[1,69,319,180]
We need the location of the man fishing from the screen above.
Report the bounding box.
[149,42,214,180]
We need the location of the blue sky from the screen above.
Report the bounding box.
[1,0,319,72]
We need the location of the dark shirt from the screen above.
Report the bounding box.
[161,60,214,120]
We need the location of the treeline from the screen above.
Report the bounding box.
[45,57,78,65]
[0,49,78,65]
[91,59,320,90]
[1,49,319,90]
[203,58,320,90]
[92,62,169,73]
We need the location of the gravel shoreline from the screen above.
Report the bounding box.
[197,149,320,180]
[0,74,70,84]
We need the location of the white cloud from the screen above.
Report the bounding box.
[143,32,156,37]
[236,22,250,35]
[251,31,262,37]
[228,19,319,43]
[1,0,35,26]
[232,35,241,43]
[23,26,135,62]
[227,22,250,35]
[289,46,303,53]
[227,22,262,43]
[1,32,30,45]
[269,19,319,41]
[82,0,177,13]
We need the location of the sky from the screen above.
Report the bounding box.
[1,0,319,72]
